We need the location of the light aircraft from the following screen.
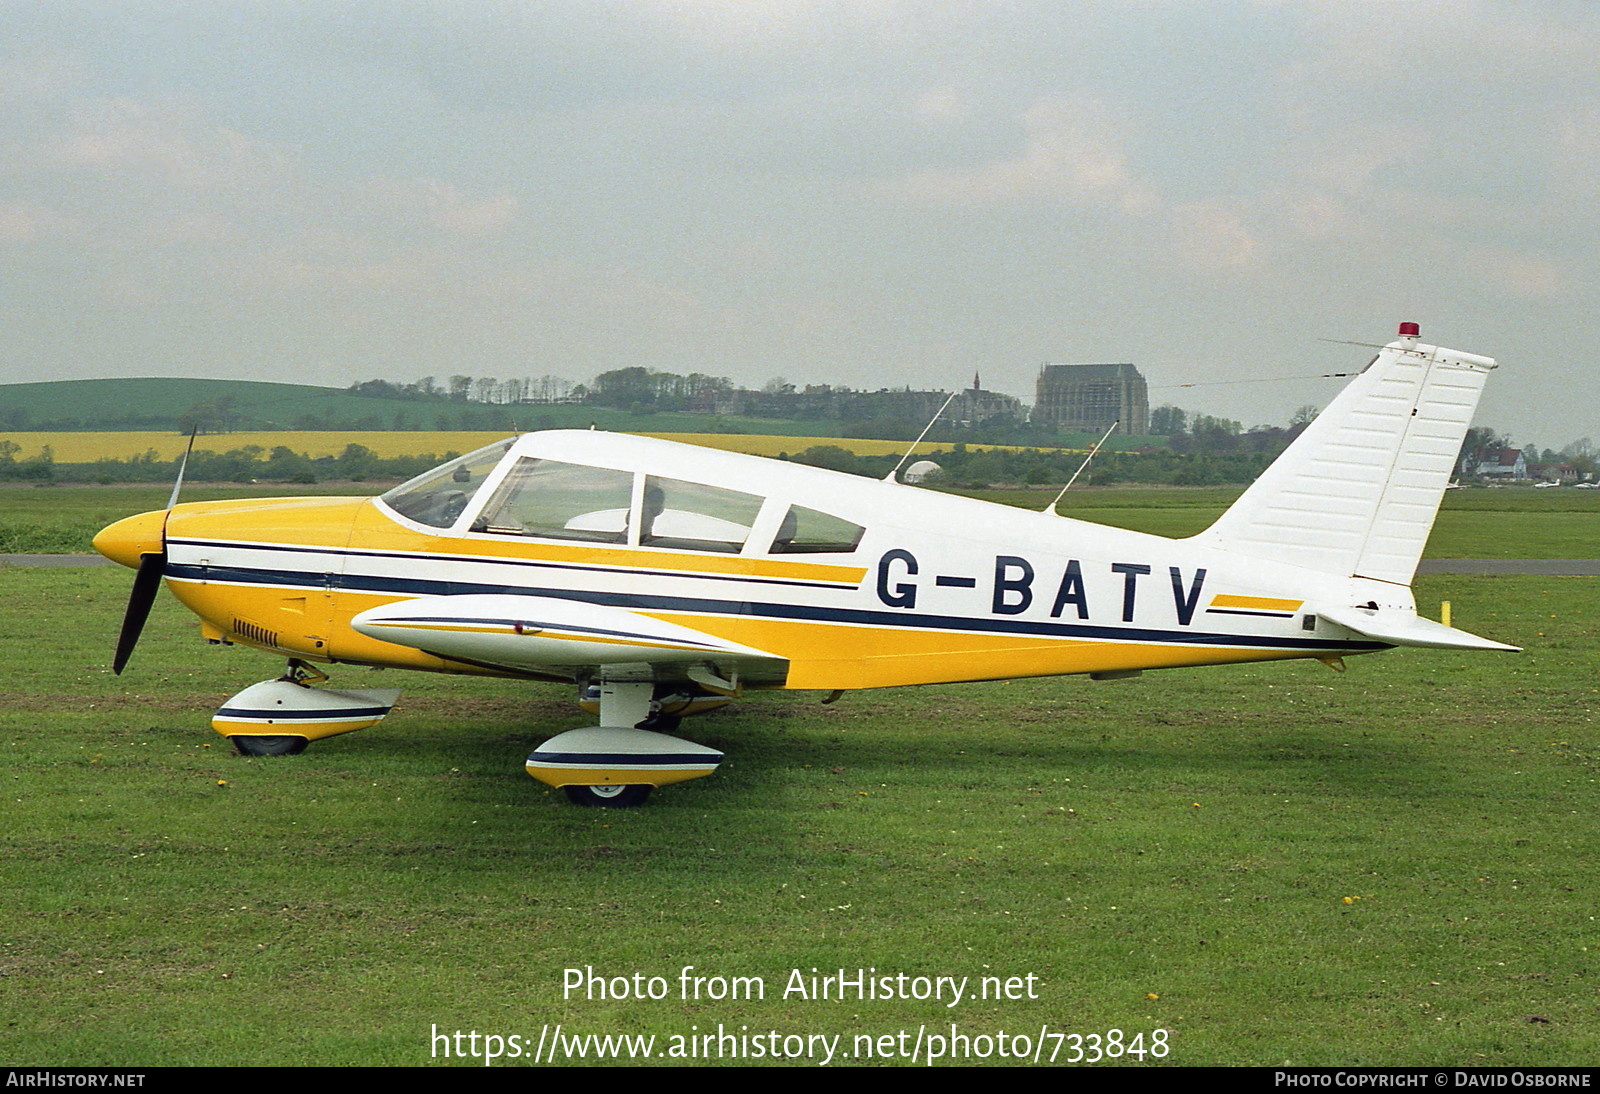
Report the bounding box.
[94,323,1516,806]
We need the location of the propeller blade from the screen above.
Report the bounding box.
[110,431,193,673]
[113,552,166,675]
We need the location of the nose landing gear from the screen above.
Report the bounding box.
[214,660,400,756]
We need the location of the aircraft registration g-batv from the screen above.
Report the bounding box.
[94,323,1516,806]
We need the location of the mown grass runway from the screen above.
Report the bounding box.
[2,560,1596,1066]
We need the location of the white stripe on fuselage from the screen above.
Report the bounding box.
[163,528,1391,655]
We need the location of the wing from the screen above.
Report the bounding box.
[350,594,788,682]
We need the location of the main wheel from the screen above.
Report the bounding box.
[564,783,651,808]
[231,735,309,756]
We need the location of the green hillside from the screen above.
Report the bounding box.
[0,377,396,431]
[0,376,1161,451]
[0,376,825,436]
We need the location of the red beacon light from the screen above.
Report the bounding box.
[1397,321,1421,338]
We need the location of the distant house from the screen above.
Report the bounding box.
[948,374,1025,426]
[714,377,1023,428]
[1474,447,1527,479]
[1527,461,1579,484]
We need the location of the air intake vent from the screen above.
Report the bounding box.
[231,618,280,649]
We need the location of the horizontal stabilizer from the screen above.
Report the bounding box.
[1318,605,1520,652]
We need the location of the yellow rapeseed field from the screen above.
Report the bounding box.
[2,430,1065,463]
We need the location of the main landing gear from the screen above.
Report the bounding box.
[564,784,653,808]
[209,664,727,809]
[525,679,726,808]
[232,734,309,757]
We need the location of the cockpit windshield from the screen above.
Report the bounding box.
[472,458,634,543]
[379,439,514,529]
[381,438,868,556]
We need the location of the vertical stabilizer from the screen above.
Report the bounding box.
[1194,325,1496,586]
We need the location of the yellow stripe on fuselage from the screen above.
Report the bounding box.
[1209,594,1304,612]
[643,611,1304,689]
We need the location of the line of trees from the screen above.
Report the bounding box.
[347,374,582,405]
[0,443,458,486]
[0,438,1283,489]
[0,440,53,481]
[781,443,1282,489]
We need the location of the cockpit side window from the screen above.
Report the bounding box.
[770,505,865,554]
[473,458,633,543]
[380,440,513,530]
[638,476,764,554]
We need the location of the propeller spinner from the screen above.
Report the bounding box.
[93,435,194,674]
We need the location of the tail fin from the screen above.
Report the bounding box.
[1195,324,1496,586]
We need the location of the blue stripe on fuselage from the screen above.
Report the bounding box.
[163,551,1387,654]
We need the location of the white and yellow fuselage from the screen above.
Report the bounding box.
[93,330,1515,798]
[99,432,1443,694]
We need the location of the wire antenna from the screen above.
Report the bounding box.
[1043,419,1119,514]
[1317,337,1388,349]
[885,389,960,483]
[1152,370,1360,392]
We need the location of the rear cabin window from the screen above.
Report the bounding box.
[472,458,633,543]
[639,476,764,554]
[770,505,865,554]
[380,440,513,529]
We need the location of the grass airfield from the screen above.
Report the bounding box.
[2,492,1598,1066]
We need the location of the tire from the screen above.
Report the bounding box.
[230,735,309,756]
[563,783,652,808]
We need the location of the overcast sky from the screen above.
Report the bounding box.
[1,1,1595,447]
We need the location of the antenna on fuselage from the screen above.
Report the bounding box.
[885,389,960,483]
[1043,419,1119,515]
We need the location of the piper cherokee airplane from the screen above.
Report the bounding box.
[94,323,1516,806]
